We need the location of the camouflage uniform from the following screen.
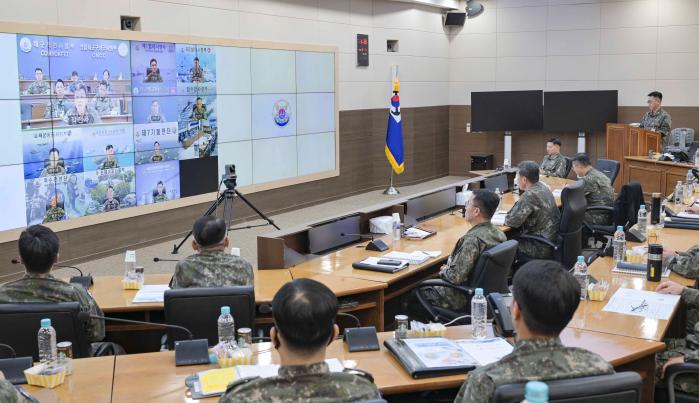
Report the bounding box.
[640,108,672,151]
[25,80,50,95]
[191,105,207,121]
[656,287,699,395]
[144,69,162,83]
[40,165,67,177]
[455,337,614,403]
[43,207,66,223]
[422,222,507,311]
[44,97,71,119]
[219,361,381,403]
[102,198,120,212]
[147,114,166,123]
[153,193,168,203]
[170,250,254,289]
[668,245,699,333]
[100,159,119,170]
[63,105,101,125]
[505,181,560,259]
[0,274,105,342]
[92,96,114,116]
[540,153,567,178]
[581,168,614,225]
[150,153,164,162]
[0,379,37,403]
[190,66,204,83]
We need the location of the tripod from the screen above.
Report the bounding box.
[171,187,281,254]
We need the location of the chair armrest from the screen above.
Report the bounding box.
[415,279,475,295]
[586,205,614,212]
[518,234,557,249]
[665,361,699,402]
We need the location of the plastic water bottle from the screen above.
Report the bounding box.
[686,170,695,202]
[392,218,401,242]
[471,288,488,339]
[521,381,549,403]
[674,181,683,206]
[217,306,236,345]
[495,187,503,211]
[38,318,57,364]
[636,204,647,236]
[613,226,626,264]
[573,256,588,300]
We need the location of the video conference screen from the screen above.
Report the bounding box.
[471,90,544,132]
[544,90,618,132]
[0,32,336,232]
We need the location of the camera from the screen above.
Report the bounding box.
[223,164,237,190]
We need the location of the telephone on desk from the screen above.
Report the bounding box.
[488,292,515,338]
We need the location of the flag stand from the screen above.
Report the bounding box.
[383,169,400,195]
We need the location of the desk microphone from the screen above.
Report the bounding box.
[153,257,179,263]
[78,312,193,339]
[339,233,389,252]
[11,259,84,276]
[10,259,92,288]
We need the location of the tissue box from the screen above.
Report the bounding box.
[122,278,143,290]
[369,216,394,235]
[217,354,252,368]
[24,364,67,388]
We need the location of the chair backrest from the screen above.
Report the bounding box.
[670,127,695,148]
[563,156,573,178]
[164,286,255,347]
[613,182,645,228]
[558,180,587,269]
[468,240,518,294]
[484,173,509,192]
[595,159,621,185]
[0,302,90,360]
[492,372,642,403]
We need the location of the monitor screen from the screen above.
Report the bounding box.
[307,214,361,255]
[405,187,456,222]
[471,91,543,132]
[544,90,618,132]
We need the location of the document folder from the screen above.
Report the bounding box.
[384,338,476,379]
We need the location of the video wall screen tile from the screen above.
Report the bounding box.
[24,173,58,226]
[176,44,217,96]
[296,51,334,94]
[0,165,28,231]
[251,49,296,94]
[252,136,297,184]
[0,33,20,100]
[297,132,336,176]
[217,141,252,188]
[217,95,252,143]
[297,93,335,135]
[0,100,24,166]
[251,94,296,139]
[215,46,250,95]
[131,41,177,96]
[16,34,50,97]
[135,160,180,206]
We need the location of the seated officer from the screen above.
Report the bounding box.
[421,189,507,311]
[455,260,614,403]
[656,280,699,395]
[571,153,614,225]
[0,225,105,345]
[540,138,567,178]
[0,371,36,403]
[220,278,381,402]
[170,216,254,289]
[505,161,560,260]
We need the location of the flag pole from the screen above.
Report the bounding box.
[383,64,401,195]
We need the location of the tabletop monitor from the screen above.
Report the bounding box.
[307,213,361,255]
[405,187,456,222]
[471,91,543,132]
[544,90,618,132]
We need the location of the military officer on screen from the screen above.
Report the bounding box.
[40,148,67,177]
[147,100,166,123]
[64,84,101,125]
[91,81,115,116]
[150,141,164,162]
[43,196,66,223]
[102,186,120,212]
[25,67,50,95]
[100,145,119,170]
[153,181,168,203]
[44,79,71,119]
[640,91,672,151]
[540,138,567,178]
[190,97,208,121]
[145,58,163,83]
[190,57,204,83]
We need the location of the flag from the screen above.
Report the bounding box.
[385,79,404,174]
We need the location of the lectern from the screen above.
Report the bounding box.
[606,123,662,191]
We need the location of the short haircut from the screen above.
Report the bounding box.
[513,260,580,336]
[153,141,160,146]
[471,189,499,219]
[272,278,338,354]
[99,80,108,87]
[71,70,78,76]
[196,97,202,101]
[103,69,110,77]
[192,216,226,247]
[157,180,164,186]
[18,225,59,274]
[49,147,59,155]
[648,91,663,101]
[572,152,591,167]
[149,58,157,65]
[194,57,199,61]
[547,138,561,147]
[55,79,64,86]
[105,144,114,151]
[35,67,43,73]
[518,160,540,183]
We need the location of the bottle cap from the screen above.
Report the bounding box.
[40,318,51,328]
[524,381,549,402]
[577,256,584,263]
[220,306,230,315]
[392,213,400,222]
[209,353,218,364]
[640,204,645,209]
[475,288,484,296]
[617,226,624,232]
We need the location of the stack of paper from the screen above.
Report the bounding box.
[132,284,169,303]
[383,251,430,265]
[491,211,508,226]
[455,338,514,366]
[236,358,344,379]
[602,288,680,320]
[404,227,432,239]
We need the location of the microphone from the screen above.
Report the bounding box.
[11,259,83,276]
[340,233,389,252]
[337,312,361,328]
[0,343,16,358]
[153,257,179,263]
[78,312,193,340]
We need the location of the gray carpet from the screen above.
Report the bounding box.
[78,176,468,277]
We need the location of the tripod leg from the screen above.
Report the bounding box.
[171,193,227,254]
[234,190,281,230]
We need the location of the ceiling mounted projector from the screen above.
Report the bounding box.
[466,1,484,18]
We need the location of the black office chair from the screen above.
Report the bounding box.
[596,159,621,186]
[0,302,90,360]
[484,173,509,192]
[585,181,645,244]
[164,286,255,348]
[414,240,518,324]
[655,360,699,403]
[563,156,573,178]
[492,372,642,403]
[518,180,587,269]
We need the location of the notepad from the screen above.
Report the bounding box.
[602,288,680,320]
[131,284,169,303]
[197,367,239,396]
[383,251,430,265]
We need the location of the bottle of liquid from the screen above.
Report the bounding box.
[392,217,402,242]
[647,244,663,282]
[613,226,626,265]
[636,204,647,236]
[521,381,549,403]
[495,187,503,211]
[573,256,588,300]
[686,170,695,203]
[471,288,488,339]
[38,318,57,364]
[674,181,683,206]
[217,306,236,345]
[695,148,699,169]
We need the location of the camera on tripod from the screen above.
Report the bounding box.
[223,164,237,190]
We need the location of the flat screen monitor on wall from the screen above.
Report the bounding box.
[471,90,543,132]
[544,90,618,132]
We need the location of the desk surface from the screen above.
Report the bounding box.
[103,325,664,402]
[23,355,115,403]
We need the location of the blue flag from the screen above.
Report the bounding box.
[385,89,404,174]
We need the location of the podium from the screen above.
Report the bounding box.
[606,123,661,191]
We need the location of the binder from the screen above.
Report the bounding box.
[384,338,476,379]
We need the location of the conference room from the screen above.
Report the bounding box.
[1,0,699,402]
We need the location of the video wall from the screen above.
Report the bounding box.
[0,32,337,232]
